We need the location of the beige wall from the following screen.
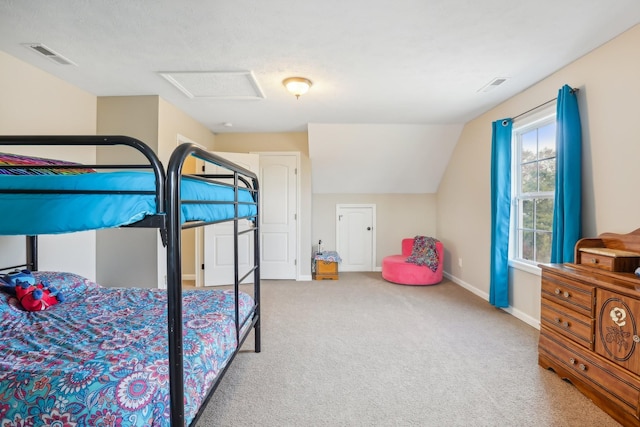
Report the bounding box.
[215,132,309,155]
[158,98,215,281]
[96,96,161,288]
[0,52,96,135]
[158,98,216,163]
[97,96,160,155]
[0,51,97,280]
[313,194,437,268]
[215,132,312,277]
[96,96,215,287]
[437,24,640,327]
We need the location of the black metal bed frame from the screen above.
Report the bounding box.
[0,135,261,426]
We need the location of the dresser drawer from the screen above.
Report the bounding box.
[539,329,640,422]
[541,297,594,349]
[578,248,640,272]
[541,270,595,317]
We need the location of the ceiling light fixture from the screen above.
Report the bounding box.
[283,77,312,99]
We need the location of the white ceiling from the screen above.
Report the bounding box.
[1,1,639,135]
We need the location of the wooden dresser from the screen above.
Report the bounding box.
[538,228,640,426]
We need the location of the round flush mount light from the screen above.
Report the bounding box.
[283,77,312,99]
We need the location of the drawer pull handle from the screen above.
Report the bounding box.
[554,317,561,323]
[563,291,570,298]
[591,258,598,264]
[569,358,576,365]
[562,321,570,327]
[634,335,640,343]
[555,288,561,295]
[579,364,587,371]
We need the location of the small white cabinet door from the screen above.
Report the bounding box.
[336,204,375,271]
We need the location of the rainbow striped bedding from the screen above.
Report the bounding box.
[0,152,95,175]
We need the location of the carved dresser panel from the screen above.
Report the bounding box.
[539,228,640,426]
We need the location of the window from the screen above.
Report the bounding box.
[511,106,556,266]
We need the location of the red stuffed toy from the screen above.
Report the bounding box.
[3,269,64,311]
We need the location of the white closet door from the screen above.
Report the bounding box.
[259,154,297,279]
[203,153,259,286]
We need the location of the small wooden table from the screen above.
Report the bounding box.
[312,251,341,280]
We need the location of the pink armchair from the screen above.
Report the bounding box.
[382,238,444,285]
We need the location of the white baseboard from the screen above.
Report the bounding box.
[298,274,313,281]
[500,305,540,330]
[444,271,489,300]
[182,273,196,281]
[444,272,540,330]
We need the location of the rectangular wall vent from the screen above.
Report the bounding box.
[478,77,508,93]
[22,43,77,66]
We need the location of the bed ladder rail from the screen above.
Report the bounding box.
[166,142,261,427]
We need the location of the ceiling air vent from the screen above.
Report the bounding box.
[22,43,76,66]
[478,77,508,93]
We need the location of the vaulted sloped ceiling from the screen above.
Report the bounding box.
[309,124,463,194]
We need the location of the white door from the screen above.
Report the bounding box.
[336,204,376,271]
[203,153,259,286]
[260,154,297,279]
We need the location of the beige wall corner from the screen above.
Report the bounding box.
[96,95,216,286]
[96,95,161,288]
[437,24,640,326]
[0,51,97,281]
[158,97,215,281]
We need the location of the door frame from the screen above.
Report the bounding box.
[194,151,302,282]
[336,204,376,271]
[253,151,301,280]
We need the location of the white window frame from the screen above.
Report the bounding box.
[508,103,556,276]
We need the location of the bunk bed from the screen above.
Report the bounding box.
[0,135,261,426]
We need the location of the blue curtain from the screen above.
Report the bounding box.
[490,118,512,308]
[551,85,582,263]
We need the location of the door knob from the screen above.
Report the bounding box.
[367,227,371,230]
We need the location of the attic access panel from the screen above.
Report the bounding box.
[160,71,265,99]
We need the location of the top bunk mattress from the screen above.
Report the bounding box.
[0,171,257,235]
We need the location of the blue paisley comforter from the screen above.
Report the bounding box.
[0,271,255,426]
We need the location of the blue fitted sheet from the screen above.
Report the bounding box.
[0,171,256,235]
